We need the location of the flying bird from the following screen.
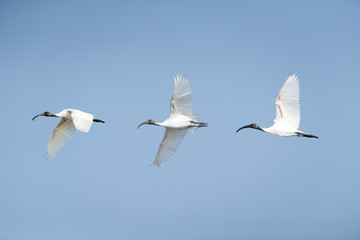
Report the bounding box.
[32,109,105,160]
[138,75,208,167]
[236,74,318,138]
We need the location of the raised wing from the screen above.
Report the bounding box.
[153,128,187,167]
[70,110,94,133]
[170,75,193,117]
[274,74,300,129]
[47,118,76,160]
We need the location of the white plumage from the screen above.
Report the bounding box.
[154,128,187,167]
[138,75,208,167]
[274,74,300,130]
[170,76,193,117]
[236,74,318,138]
[32,109,104,160]
[47,117,76,160]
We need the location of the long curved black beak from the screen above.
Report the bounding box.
[32,112,57,121]
[137,120,151,129]
[32,113,46,121]
[236,124,254,133]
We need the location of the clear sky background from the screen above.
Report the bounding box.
[0,1,359,239]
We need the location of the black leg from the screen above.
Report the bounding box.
[190,121,208,127]
[297,132,318,138]
[93,118,105,123]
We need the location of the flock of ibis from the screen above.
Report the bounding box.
[32,74,318,166]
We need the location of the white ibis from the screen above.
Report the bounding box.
[32,109,104,160]
[236,74,318,138]
[138,75,208,167]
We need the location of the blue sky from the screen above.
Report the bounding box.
[0,1,359,239]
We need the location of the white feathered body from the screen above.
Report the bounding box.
[263,125,300,137]
[263,74,304,137]
[46,109,95,160]
[146,75,205,166]
[55,109,94,133]
[160,114,199,132]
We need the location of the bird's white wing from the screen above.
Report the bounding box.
[47,118,76,160]
[153,128,187,167]
[70,110,94,133]
[274,74,300,129]
[170,75,193,117]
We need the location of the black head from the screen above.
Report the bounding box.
[32,111,57,121]
[137,119,156,129]
[236,123,263,133]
